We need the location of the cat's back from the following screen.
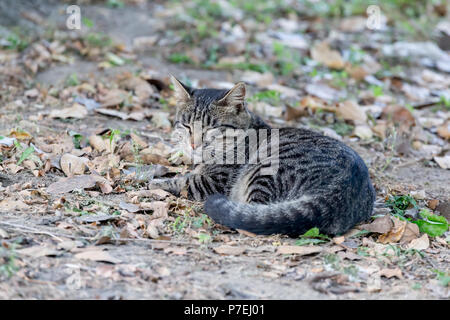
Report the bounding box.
[277,126,359,164]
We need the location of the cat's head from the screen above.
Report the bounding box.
[170,76,255,163]
[171,75,252,132]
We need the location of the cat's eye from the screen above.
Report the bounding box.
[220,124,238,130]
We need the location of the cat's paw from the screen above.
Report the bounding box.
[147,178,170,190]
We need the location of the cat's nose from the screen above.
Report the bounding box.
[190,137,197,149]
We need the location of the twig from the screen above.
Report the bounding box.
[0,221,65,242]
[0,221,202,246]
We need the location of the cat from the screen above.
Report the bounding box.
[148,76,376,236]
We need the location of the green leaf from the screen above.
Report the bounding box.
[17,146,34,165]
[69,130,84,149]
[106,52,125,66]
[303,227,320,238]
[412,209,448,237]
[82,17,94,28]
[433,269,450,287]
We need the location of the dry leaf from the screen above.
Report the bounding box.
[140,201,168,218]
[74,249,121,264]
[378,217,407,244]
[0,228,9,239]
[17,246,59,258]
[311,42,345,69]
[434,155,450,169]
[164,247,187,255]
[277,245,322,255]
[332,236,345,245]
[427,199,439,210]
[236,229,257,237]
[49,103,88,119]
[119,201,140,213]
[437,121,450,140]
[381,105,415,132]
[89,135,107,152]
[284,104,308,121]
[400,222,420,244]
[336,100,367,124]
[305,83,345,101]
[99,89,128,108]
[407,234,429,250]
[214,245,246,256]
[97,180,113,194]
[47,174,104,195]
[241,71,274,87]
[354,125,373,140]
[0,199,29,211]
[60,153,88,177]
[6,163,24,174]
[379,268,403,279]
[358,215,393,234]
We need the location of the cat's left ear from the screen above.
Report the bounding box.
[170,75,191,103]
[217,82,246,111]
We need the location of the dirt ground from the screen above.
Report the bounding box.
[0,1,449,299]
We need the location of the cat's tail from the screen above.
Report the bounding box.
[204,194,332,236]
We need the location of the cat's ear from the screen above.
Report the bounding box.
[217,82,246,110]
[170,75,191,102]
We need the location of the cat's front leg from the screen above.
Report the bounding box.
[148,175,188,196]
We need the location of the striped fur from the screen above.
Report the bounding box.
[151,79,376,236]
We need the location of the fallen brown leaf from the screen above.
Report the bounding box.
[74,249,121,264]
[311,42,345,69]
[407,234,429,251]
[47,174,105,195]
[378,217,407,244]
[358,215,393,234]
[60,153,88,177]
[214,245,246,256]
[277,245,322,256]
[49,103,87,119]
[17,246,60,258]
[379,268,403,279]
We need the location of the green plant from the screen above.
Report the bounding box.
[0,245,19,278]
[330,71,349,88]
[433,269,450,287]
[272,41,302,75]
[66,73,79,87]
[107,0,125,8]
[168,53,193,64]
[2,34,28,51]
[17,146,34,165]
[385,194,418,216]
[295,227,330,246]
[218,61,270,73]
[197,233,212,243]
[371,85,384,97]
[413,209,448,237]
[85,33,112,48]
[192,214,212,228]
[69,131,84,149]
[249,90,281,105]
[82,17,94,28]
[332,121,354,136]
[106,129,121,146]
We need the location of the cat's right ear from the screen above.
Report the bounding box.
[170,75,191,102]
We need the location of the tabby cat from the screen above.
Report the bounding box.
[149,76,376,236]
